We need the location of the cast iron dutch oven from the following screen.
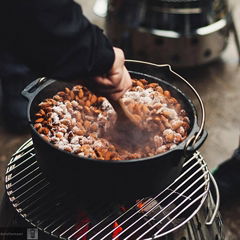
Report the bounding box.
[22,60,207,202]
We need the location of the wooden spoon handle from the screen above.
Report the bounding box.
[108,98,140,127]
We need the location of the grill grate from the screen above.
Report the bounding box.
[5,139,210,240]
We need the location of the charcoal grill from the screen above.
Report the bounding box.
[3,138,224,239]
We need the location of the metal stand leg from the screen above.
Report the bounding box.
[231,19,240,64]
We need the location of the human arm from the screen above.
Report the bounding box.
[93,47,132,100]
[3,0,114,80]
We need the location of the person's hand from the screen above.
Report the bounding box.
[94,47,132,100]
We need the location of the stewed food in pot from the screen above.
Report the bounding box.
[34,79,190,160]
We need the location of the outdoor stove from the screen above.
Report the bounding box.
[104,0,240,67]
[2,138,224,240]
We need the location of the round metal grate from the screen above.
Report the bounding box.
[5,139,210,240]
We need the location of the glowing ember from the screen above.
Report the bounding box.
[74,212,90,240]
[112,221,123,240]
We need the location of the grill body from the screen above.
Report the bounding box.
[105,0,235,67]
[2,139,224,240]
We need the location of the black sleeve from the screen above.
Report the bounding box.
[10,0,115,80]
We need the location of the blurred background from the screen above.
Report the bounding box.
[0,0,240,239]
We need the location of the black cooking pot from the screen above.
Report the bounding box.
[22,60,207,202]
